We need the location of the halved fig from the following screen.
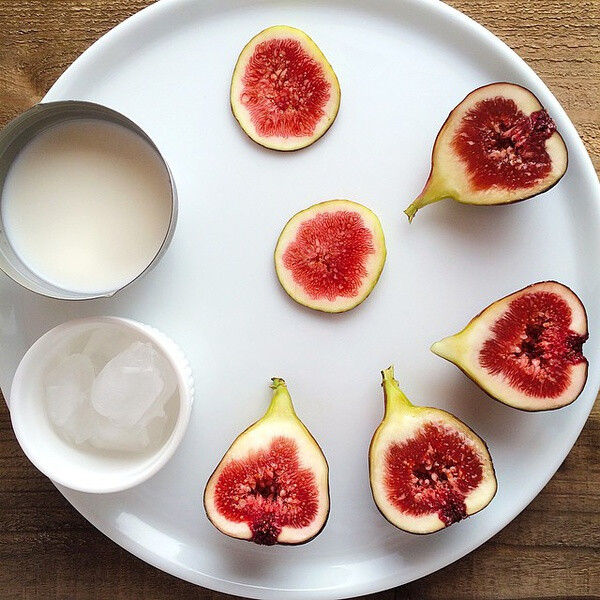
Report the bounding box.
[369,366,497,534]
[274,199,386,313]
[431,281,589,411]
[404,82,568,222]
[203,377,329,545]
[230,25,341,151]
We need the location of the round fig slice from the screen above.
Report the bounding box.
[404,82,568,222]
[230,25,341,151]
[274,199,386,313]
[203,378,329,546]
[431,281,589,411]
[369,366,497,534]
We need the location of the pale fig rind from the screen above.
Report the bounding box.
[405,82,568,222]
[431,281,589,411]
[369,367,497,534]
[203,378,329,545]
[274,199,387,313]
[230,25,341,151]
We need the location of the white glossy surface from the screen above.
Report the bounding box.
[0,0,599,597]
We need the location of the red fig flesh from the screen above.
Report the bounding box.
[431,281,589,411]
[203,378,329,545]
[405,82,568,221]
[230,25,341,151]
[369,367,497,534]
[274,200,386,313]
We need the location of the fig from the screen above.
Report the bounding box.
[230,25,341,151]
[274,199,386,313]
[404,82,568,222]
[203,378,329,545]
[431,281,589,411]
[369,367,497,534]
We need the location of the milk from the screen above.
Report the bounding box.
[1,119,173,294]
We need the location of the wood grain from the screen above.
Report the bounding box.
[0,1,598,599]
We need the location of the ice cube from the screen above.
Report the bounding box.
[91,341,165,428]
[45,353,95,427]
[61,402,100,445]
[45,335,177,454]
[155,352,178,405]
[88,413,153,453]
[82,327,132,373]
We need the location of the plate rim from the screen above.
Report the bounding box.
[6,0,599,597]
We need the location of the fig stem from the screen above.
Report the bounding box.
[430,335,462,364]
[381,366,414,416]
[266,377,298,419]
[404,175,452,223]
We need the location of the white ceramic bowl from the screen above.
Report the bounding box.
[8,316,194,493]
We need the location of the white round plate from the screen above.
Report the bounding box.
[1,0,599,598]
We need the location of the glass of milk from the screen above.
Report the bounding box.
[0,101,177,300]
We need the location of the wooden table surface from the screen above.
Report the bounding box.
[0,1,598,599]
